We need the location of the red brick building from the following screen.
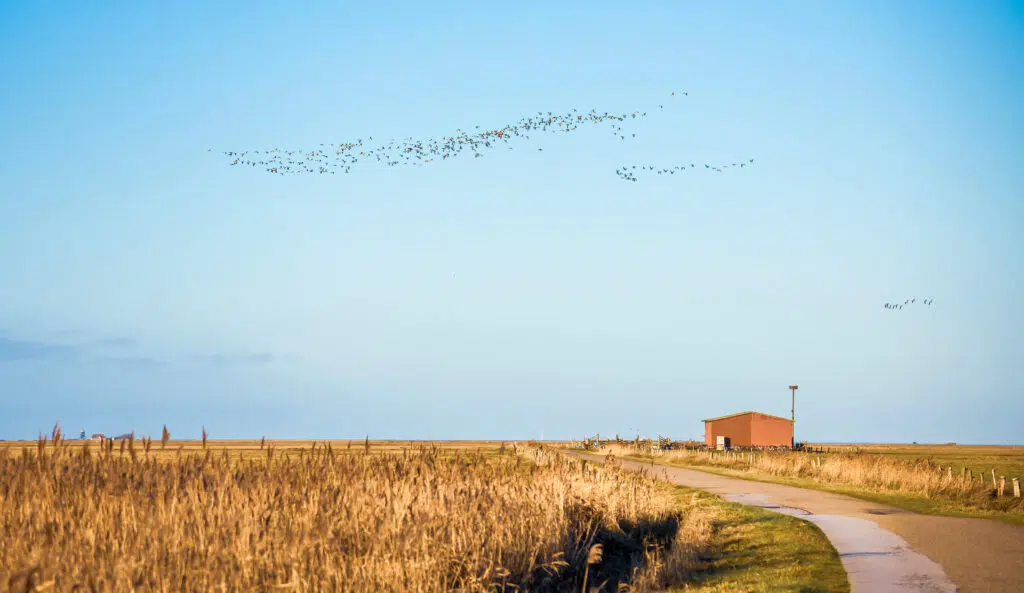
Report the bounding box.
[702,411,794,449]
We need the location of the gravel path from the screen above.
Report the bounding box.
[570,452,1024,593]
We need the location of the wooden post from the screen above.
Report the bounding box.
[998,476,1006,497]
[992,469,997,490]
[1014,478,1021,498]
[946,466,952,480]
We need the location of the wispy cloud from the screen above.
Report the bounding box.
[0,329,286,370]
[195,352,277,367]
[0,336,77,362]
[91,337,137,350]
[104,355,168,369]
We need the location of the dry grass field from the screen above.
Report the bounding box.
[0,437,540,459]
[809,443,1024,483]
[602,442,1024,522]
[0,430,715,593]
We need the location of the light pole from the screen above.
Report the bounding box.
[789,385,799,449]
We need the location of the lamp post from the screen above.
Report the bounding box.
[789,385,799,449]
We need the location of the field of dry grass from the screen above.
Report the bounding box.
[600,443,1024,521]
[0,437,537,460]
[808,443,1024,483]
[0,430,713,593]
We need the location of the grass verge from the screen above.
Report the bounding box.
[585,454,848,593]
[671,486,849,593]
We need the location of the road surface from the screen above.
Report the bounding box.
[569,452,1024,593]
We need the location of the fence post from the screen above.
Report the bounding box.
[1014,478,1021,498]
[998,476,1006,497]
[992,469,997,490]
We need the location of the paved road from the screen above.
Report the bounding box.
[569,452,1024,593]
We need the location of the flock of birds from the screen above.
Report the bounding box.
[216,92,936,310]
[218,91,754,182]
[884,298,934,311]
[615,159,755,182]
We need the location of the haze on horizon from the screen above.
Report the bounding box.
[1,1,1021,444]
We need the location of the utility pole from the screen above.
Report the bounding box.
[789,385,799,449]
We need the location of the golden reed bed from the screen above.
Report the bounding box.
[1,433,711,593]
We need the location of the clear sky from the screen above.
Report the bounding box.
[1,1,1021,443]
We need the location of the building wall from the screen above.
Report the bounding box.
[705,413,794,448]
[704,414,752,447]
[750,414,794,447]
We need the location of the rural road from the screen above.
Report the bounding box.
[569,452,1024,593]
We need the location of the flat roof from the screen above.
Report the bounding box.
[702,410,795,423]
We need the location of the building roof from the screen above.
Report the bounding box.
[702,410,795,423]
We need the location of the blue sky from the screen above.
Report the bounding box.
[1,1,1021,442]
